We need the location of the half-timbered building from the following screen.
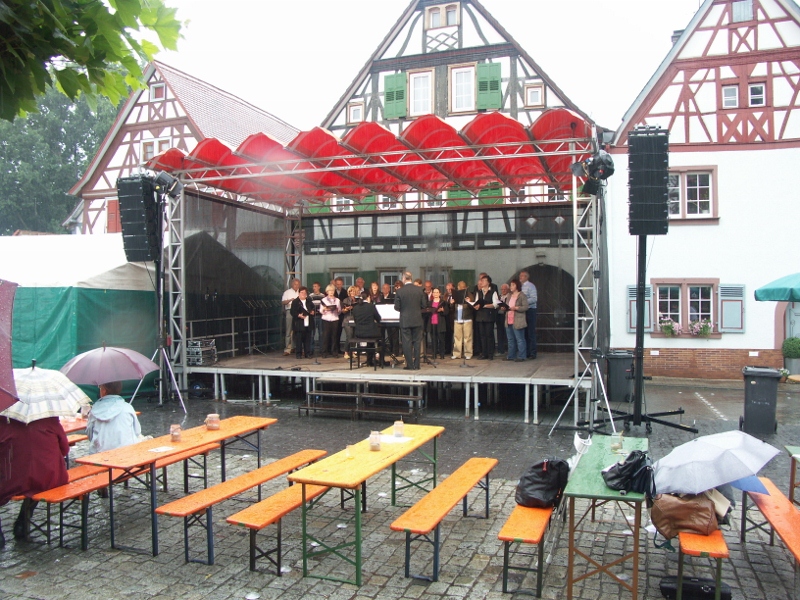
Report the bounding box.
[66,61,298,235]
[608,0,800,378]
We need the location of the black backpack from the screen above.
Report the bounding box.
[601,449,656,498]
[515,457,570,508]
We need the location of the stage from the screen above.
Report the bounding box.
[181,351,588,424]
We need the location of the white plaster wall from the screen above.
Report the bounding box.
[606,146,800,351]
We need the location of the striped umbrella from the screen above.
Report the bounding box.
[0,363,90,424]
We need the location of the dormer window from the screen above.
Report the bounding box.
[524,84,545,108]
[425,3,459,29]
[347,102,365,124]
[150,83,166,102]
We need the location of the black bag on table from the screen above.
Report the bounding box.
[515,457,570,508]
[659,576,732,600]
[601,449,656,498]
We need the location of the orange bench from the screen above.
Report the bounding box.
[497,504,554,597]
[156,449,326,565]
[67,434,88,446]
[390,457,498,581]
[675,530,729,600]
[226,483,329,575]
[740,477,800,576]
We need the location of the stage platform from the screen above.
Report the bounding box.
[182,351,589,424]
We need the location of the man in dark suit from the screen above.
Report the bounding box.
[394,271,426,370]
[352,293,383,366]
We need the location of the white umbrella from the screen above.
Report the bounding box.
[60,346,158,386]
[653,430,779,495]
[1,364,90,424]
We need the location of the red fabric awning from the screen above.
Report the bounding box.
[148,110,595,208]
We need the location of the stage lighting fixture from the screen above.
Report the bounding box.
[570,150,615,195]
[154,171,184,198]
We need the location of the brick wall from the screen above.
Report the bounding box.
[615,348,783,379]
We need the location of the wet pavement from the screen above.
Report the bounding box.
[1,379,798,599]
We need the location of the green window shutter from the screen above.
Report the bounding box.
[447,189,472,207]
[384,73,407,119]
[476,63,502,110]
[451,270,476,289]
[306,273,326,289]
[478,185,503,206]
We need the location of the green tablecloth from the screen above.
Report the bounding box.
[564,435,649,501]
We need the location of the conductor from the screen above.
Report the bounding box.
[394,271,427,370]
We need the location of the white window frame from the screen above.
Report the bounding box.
[424,194,445,208]
[524,84,545,108]
[149,83,166,102]
[426,3,459,29]
[333,272,355,288]
[722,85,738,109]
[445,4,459,26]
[409,70,433,117]
[732,0,754,22]
[450,64,475,113]
[377,195,399,210]
[379,271,402,287]
[667,168,717,219]
[347,101,365,124]
[331,197,354,213]
[653,279,720,336]
[749,83,766,107]
[141,137,171,162]
[426,6,441,29]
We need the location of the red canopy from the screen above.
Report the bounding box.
[148,111,594,208]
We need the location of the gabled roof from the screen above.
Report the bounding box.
[154,61,298,148]
[614,0,800,144]
[69,61,299,197]
[321,0,591,129]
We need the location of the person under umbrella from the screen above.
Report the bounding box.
[0,364,89,547]
[86,380,141,453]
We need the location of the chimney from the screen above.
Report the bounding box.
[671,30,684,45]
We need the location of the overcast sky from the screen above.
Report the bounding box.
[158,0,704,131]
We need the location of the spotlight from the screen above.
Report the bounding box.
[570,150,615,195]
[154,171,184,198]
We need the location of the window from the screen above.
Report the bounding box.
[722,85,738,109]
[732,0,753,22]
[428,7,441,28]
[331,197,354,213]
[422,267,451,289]
[150,83,165,101]
[524,84,544,108]
[476,62,502,110]
[667,168,716,219]
[688,285,713,323]
[426,4,459,29]
[657,285,681,324]
[446,5,458,25]
[384,73,407,119]
[347,102,364,124]
[409,70,433,116]
[141,138,171,162]
[333,272,354,287]
[425,194,445,208]
[378,195,399,210]
[450,65,475,113]
[749,83,765,107]
[380,271,402,287]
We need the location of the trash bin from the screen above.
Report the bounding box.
[741,366,781,435]
[606,350,634,403]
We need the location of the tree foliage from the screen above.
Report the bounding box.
[0,0,181,122]
[0,86,119,234]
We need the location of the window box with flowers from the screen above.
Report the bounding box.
[689,318,713,338]
[658,317,683,337]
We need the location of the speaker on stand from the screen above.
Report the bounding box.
[117,175,161,263]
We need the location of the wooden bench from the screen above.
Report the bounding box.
[497,504,554,597]
[740,477,800,580]
[155,449,327,565]
[389,457,498,581]
[226,483,329,575]
[676,530,729,600]
[67,434,88,446]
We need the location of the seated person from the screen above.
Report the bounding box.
[87,381,142,453]
[0,416,70,545]
[352,293,383,366]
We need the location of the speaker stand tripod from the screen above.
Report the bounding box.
[549,350,617,436]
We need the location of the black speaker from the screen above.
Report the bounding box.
[628,128,669,236]
[117,175,161,262]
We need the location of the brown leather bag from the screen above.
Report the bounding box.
[649,493,719,540]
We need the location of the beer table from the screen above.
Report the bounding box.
[563,435,648,600]
[288,423,444,585]
[60,416,88,434]
[76,415,276,555]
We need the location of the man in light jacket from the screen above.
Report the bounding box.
[87,381,142,453]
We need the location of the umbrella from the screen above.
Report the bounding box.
[754,272,800,302]
[653,430,779,495]
[60,346,159,386]
[0,364,90,424]
[0,279,19,412]
[729,475,770,495]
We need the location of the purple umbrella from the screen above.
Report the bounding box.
[0,279,19,412]
[60,346,158,386]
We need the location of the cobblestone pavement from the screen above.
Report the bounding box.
[1,380,798,600]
